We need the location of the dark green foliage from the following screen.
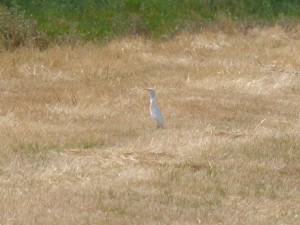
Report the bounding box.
[1,0,299,46]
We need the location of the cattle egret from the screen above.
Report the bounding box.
[145,88,165,129]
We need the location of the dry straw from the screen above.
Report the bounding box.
[0,26,299,225]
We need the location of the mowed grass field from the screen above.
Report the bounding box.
[0,26,299,224]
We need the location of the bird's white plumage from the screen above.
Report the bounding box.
[146,88,165,128]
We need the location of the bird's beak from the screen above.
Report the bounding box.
[144,88,151,91]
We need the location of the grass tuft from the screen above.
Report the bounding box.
[0,5,47,49]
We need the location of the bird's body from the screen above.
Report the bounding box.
[145,88,165,128]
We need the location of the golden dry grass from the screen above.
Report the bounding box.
[0,25,300,225]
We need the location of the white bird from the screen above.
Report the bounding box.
[145,88,165,129]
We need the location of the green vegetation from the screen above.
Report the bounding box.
[1,0,300,47]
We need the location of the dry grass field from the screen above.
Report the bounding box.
[0,25,300,224]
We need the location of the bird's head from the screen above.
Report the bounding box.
[145,88,156,99]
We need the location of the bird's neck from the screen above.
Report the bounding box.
[150,97,157,104]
